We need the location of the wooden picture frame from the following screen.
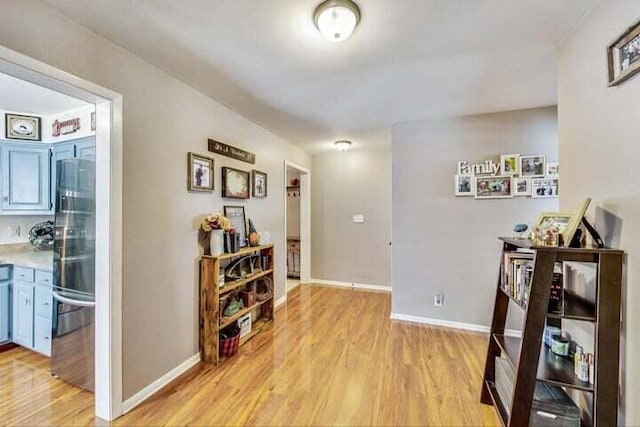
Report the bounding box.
[252,170,267,198]
[519,155,546,178]
[608,19,640,86]
[562,198,592,247]
[5,113,41,141]
[500,154,520,176]
[224,205,248,248]
[475,176,512,199]
[531,178,559,198]
[187,153,214,192]
[221,166,250,199]
[454,174,474,196]
[512,177,530,196]
[535,212,574,240]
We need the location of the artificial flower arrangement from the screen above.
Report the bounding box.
[201,212,231,232]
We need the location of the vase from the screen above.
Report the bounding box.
[210,229,224,256]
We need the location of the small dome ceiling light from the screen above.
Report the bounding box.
[334,140,352,151]
[313,0,361,43]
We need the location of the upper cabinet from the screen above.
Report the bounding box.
[0,143,51,212]
[75,138,96,160]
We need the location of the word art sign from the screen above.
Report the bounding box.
[208,139,255,164]
[52,118,80,137]
[457,160,501,176]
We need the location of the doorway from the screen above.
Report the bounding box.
[283,161,310,294]
[0,46,123,420]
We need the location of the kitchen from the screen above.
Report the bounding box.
[0,72,96,398]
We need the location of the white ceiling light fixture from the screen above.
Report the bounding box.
[313,0,361,43]
[334,140,352,151]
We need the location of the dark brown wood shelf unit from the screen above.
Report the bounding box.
[481,237,623,427]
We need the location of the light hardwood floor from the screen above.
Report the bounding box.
[0,285,500,426]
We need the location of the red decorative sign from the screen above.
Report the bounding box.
[52,118,81,137]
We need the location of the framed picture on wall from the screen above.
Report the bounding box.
[608,19,640,86]
[224,205,248,248]
[454,174,474,196]
[500,154,520,176]
[475,176,512,199]
[519,155,546,177]
[531,178,559,198]
[512,177,530,196]
[252,170,267,198]
[546,162,559,177]
[187,153,214,192]
[5,113,41,141]
[221,167,250,199]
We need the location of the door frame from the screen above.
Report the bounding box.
[0,45,124,420]
[283,161,310,287]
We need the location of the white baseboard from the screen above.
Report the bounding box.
[311,278,391,293]
[389,312,521,337]
[122,353,200,414]
[275,295,287,309]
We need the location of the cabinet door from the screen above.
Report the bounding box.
[34,316,52,356]
[12,281,34,348]
[0,282,10,342]
[75,138,96,160]
[1,144,51,211]
[51,142,75,211]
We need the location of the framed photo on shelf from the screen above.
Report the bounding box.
[520,155,545,177]
[546,162,559,177]
[252,170,267,198]
[535,212,573,236]
[454,174,474,196]
[562,198,592,247]
[531,178,559,198]
[512,177,530,196]
[5,113,41,141]
[607,19,640,86]
[475,176,512,199]
[224,205,248,248]
[500,154,520,176]
[221,166,250,199]
[187,153,214,192]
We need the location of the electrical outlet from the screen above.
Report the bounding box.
[434,293,444,307]
[8,225,20,237]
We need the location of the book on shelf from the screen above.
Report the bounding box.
[502,252,534,306]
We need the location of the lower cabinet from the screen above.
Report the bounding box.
[12,281,34,348]
[33,284,52,356]
[0,280,10,342]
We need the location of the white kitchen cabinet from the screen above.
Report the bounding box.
[0,280,10,343]
[0,142,51,212]
[34,281,53,356]
[75,137,96,159]
[11,281,34,348]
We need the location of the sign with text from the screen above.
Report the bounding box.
[208,139,255,164]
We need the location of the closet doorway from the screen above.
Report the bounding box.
[283,161,310,293]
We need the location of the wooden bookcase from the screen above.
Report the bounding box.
[200,244,275,364]
[481,237,623,427]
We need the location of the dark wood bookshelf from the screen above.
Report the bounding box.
[481,237,623,427]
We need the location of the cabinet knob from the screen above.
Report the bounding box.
[2,196,7,202]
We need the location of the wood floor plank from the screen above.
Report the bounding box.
[0,284,500,426]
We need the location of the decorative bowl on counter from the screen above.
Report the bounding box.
[28,221,54,250]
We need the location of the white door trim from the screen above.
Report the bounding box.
[0,45,124,420]
[284,161,311,287]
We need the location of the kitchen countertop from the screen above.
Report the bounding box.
[0,243,53,272]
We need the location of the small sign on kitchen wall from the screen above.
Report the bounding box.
[52,117,81,137]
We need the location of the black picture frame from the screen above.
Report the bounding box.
[224,205,248,248]
[252,170,267,198]
[221,166,250,199]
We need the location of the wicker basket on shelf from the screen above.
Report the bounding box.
[256,277,273,301]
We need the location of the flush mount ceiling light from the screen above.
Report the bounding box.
[313,0,361,43]
[334,140,352,151]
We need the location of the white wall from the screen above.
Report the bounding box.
[558,2,640,423]
[311,146,392,287]
[391,107,559,325]
[0,215,52,245]
[0,0,310,400]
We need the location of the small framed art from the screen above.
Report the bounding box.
[454,174,473,196]
[222,166,250,199]
[535,212,573,236]
[520,155,545,177]
[531,178,559,198]
[475,176,512,199]
[187,153,214,192]
[252,170,267,198]
[500,154,520,176]
[224,205,248,248]
[5,113,41,141]
[608,19,640,86]
[512,177,530,196]
[546,162,559,177]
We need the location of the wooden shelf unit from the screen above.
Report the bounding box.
[200,244,275,364]
[481,237,623,427]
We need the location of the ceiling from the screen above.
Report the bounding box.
[0,72,90,115]
[43,0,598,152]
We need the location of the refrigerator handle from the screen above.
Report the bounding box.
[52,291,96,308]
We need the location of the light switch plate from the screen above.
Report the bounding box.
[8,225,20,237]
[352,214,364,223]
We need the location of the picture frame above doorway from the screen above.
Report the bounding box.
[5,113,41,141]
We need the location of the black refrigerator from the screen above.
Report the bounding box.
[51,158,96,392]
